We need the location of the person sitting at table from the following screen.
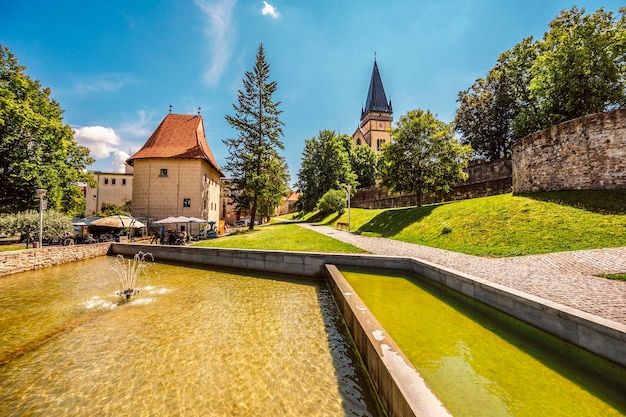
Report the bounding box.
[167,230,177,245]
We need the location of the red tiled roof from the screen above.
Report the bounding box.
[127,114,224,176]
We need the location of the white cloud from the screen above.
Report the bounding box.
[117,109,154,139]
[60,73,139,97]
[111,151,130,173]
[261,1,279,18]
[73,126,121,159]
[195,0,237,87]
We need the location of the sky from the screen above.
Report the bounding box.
[1,0,623,186]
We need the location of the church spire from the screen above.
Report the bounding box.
[362,59,392,117]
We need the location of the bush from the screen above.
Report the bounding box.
[317,189,347,214]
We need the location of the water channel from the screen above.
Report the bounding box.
[0,257,382,416]
[340,268,626,417]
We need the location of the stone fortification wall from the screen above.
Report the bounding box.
[513,109,626,193]
[0,243,112,277]
[352,159,512,209]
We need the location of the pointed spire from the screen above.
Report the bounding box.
[363,59,392,114]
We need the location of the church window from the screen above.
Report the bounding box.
[377,139,386,149]
[356,138,362,145]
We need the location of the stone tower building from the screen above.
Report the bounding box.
[352,59,393,154]
[127,113,224,224]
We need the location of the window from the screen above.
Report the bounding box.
[160,169,168,177]
[377,139,386,149]
[122,179,126,185]
[111,178,116,185]
[104,178,109,185]
[183,198,191,208]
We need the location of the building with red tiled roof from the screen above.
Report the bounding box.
[127,113,224,227]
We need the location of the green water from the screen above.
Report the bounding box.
[0,257,382,416]
[341,268,626,417]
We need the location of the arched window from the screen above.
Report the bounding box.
[356,138,362,145]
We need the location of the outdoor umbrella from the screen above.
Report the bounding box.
[89,215,145,228]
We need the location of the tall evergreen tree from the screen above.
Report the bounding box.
[0,44,96,215]
[223,44,288,230]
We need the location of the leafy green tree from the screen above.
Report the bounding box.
[0,210,74,248]
[97,200,132,217]
[455,7,626,147]
[223,44,288,230]
[380,109,472,207]
[350,144,379,187]
[317,189,347,214]
[0,44,96,215]
[255,153,290,221]
[518,7,626,135]
[296,129,356,211]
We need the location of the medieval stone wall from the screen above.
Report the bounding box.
[513,109,626,193]
[0,243,112,277]
[352,159,512,209]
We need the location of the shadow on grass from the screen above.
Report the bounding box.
[518,190,626,214]
[358,205,437,237]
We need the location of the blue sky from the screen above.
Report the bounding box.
[1,1,622,186]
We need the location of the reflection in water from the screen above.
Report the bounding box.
[0,257,381,416]
[428,341,514,417]
[341,268,626,417]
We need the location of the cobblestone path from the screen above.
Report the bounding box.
[297,223,626,325]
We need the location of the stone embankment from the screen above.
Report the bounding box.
[0,243,112,277]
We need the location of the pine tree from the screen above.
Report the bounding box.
[223,44,289,229]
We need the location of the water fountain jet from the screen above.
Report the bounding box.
[110,251,154,302]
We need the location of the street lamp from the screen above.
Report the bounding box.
[346,185,352,232]
[35,188,47,248]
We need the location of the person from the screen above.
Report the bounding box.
[180,230,187,245]
[149,231,159,244]
[159,225,165,245]
[167,230,177,245]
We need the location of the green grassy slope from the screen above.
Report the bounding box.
[323,190,626,257]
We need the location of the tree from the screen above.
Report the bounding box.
[296,129,356,211]
[519,7,626,134]
[454,7,626,146]
[0,210,74,248]
[255,153,290,221]
[223,44,289,230]
[97,200,132,217]
[0,44,96,215]
[317,189,347,214]
[380,109,472,207]
[350,144,378,187]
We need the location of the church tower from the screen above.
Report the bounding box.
[352,59,393,154]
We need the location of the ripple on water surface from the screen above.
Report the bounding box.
[0,257,381,416]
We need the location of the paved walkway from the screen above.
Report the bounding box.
[296,223,626,325]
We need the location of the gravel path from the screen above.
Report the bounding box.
[296,223,626,325]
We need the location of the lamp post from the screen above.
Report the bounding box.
[346,185,352,232]
[35,189,47,249]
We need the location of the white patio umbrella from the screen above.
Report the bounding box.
[90,215,145,228]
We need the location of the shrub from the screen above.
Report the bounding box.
[317,189,347,214]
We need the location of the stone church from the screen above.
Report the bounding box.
[352,59,393,154]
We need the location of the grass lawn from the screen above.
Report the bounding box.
[0,244,25,252]
[192,222,366,253]
[314,190,626,257]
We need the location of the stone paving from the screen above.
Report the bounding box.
[297,223,626,325]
